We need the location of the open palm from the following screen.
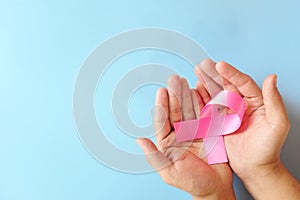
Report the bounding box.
[195,59,290,180]
[137,75,234,199]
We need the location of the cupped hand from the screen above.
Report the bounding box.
[137,75,235,199]
[194,59,290,182]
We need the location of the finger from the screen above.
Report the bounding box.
[195,59,222,97]
[168,75,182,126]
[196,81,211,104]
[199,58,222,86]
[191,89,204,118]
[262,75,290,132]
[154,88,172,143]
[199,60,241,95]
[196,59,241,95]
[220,76,241,95]
[181,78,195,120]
[215,61,262,98]
[136,138,174,185]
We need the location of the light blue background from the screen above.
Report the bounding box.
[1,0,300,199]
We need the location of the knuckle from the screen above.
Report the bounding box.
[182,106,194,114]
[170,106,181,115]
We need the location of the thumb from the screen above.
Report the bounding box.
[262,74,290,132]
[136,138,172,175]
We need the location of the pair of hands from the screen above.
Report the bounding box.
[137,59,294,199]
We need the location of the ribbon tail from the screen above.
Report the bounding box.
[204,136,228,164]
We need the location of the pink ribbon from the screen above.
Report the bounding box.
[174,90,246,164]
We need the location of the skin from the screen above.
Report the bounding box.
[137,76,235,200]
[194,59,300,199]
[138,59,300,199]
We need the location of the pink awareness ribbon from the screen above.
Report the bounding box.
[174,90,246,164]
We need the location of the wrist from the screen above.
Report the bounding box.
[239,161,296,199]
[239,161,300,199]
[239,160,282,187]
[192,184,236,200]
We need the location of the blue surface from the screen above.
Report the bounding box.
[1,1,300,199]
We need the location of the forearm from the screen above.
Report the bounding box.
[241,162,300,200]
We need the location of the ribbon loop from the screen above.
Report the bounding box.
[174,90,246,164]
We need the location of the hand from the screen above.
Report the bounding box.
[195,59,300,199]
[137,75,235,200]
[195,59,289,178]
